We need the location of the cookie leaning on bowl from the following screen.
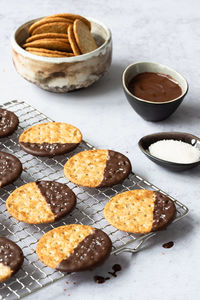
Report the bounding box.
[19,122,82,157]
[64,149,131,188]
[6,181,76,224]
[36,224,112,272]
[104,189,176,234]
[0,237,24,282]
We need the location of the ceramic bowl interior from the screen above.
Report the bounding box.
[138,132,200,171]
[123,62,188,104]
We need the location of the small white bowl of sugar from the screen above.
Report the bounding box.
[139,132,200,171]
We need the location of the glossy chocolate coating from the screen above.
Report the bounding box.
[0,108,19,137]
[36,181,76,220]
[152,191,176,231]
[0,237,24,273]
[57,229,112,272]
[98,150,131,187]
[128,72,182,103]
[20,142,79,157]
[0,152,22,188]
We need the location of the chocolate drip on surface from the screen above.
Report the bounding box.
[98,150,131,187]
[57,229,112,272]
[0,237,23,272]
[151,192,176,232]
[162,241,174,249]
[0,152,22,187]
[36,181,76,220]
[108,264,122,277]
[94,275,110,284]
[0,108,19,137]
[20,142,79,157]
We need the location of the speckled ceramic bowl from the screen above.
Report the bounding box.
[11,17,112,93]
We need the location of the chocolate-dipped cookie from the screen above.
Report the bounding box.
[19,122,82,157]
[0,152,22,188]
[64,149,131,188]
[0,108,19,137]
[36,224,112,272]
[104,190,176,234]
[0,237,24,282]
[6,181,76,224]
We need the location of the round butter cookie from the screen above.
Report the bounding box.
[0,108,19,137]
[36,224,112,272]
[104,190,176,234]
[6,181,76,224]
[0,152,22,188]
[64,149,131,188]
[19,122,82,157]
[0,237,24,282]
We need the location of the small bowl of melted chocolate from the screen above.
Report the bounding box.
[122,62,188,121]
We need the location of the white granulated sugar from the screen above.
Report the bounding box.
[149,139,200,164]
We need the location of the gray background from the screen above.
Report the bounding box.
[0,0,199,299]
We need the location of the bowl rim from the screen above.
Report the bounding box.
[11,16,112,63]
[138,131,200,166]
[122,61,189,105]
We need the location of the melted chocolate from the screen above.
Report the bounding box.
[0,108,19,137]
[128,72,182,102]
[0,237,23,272]
[20,142,79,157]
[94,276,110,284]
[108,264,122,277]
[36,181,76,220]
[98,150,131,187]
[0,152,22,188]
[162,241,174,249]
[57,229,112,272]
[151,192,176,231]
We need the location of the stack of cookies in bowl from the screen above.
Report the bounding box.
[23,13,98,57]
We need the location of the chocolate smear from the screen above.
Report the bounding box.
[162,241,174,249]
[57,229,112,272]
[20,142,79,157]
[36,181,76,220]
[94,276,110,284]
[151,192,176,232]
[98,150,131,187]
[108,264,122,277]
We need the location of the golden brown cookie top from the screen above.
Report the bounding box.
[64,149,131,188]
[36,224,112,272]
[6,181,76,224]
[104,190,176,234]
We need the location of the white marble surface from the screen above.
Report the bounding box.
[0,0,200,299]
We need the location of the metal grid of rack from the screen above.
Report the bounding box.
[0,100,188,299]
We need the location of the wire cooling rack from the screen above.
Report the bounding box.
[0,100,188,300]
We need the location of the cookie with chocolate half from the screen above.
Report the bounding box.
[0,108,19,137]
[0,152,22,188]
[64,149,131,188]
[104,190,176,234]
[19,122,82,157]
[0,237,24,282]
[36,224,112,272]
[6,181,76,224]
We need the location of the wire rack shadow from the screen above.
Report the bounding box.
[0,100,189,299]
